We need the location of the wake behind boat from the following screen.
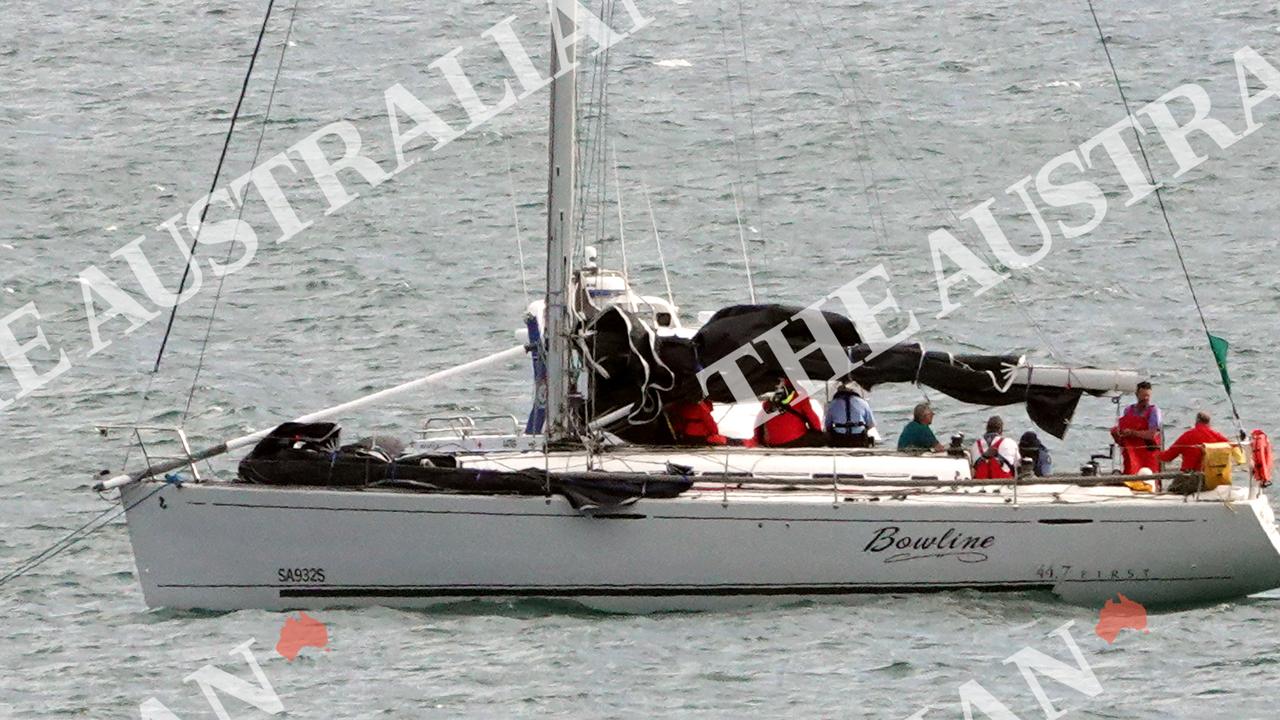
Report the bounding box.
[93,2,1280,612]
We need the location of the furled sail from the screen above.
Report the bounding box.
[585,304,862,438]
[844,345,1087,438]
[586,304,1102,441]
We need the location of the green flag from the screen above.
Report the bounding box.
[1209,334,1231,394]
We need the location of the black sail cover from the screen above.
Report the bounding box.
[238,423,693,510]
[586,304,1091,441]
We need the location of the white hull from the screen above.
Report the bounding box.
[122,476,1280,612]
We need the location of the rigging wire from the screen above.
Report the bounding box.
[731,181,758,303]
[116,0,284,471]
[610,142,631,280]
[572,0,621,456]
[25,3,293,594]
[573,0,606,243]
[596,0,619,266]
[183,0,301,424]
[1085,0,1244,433]
[571,35,595,242]
[640,180,676,306]
[716,3,759,303]
[152,0,280,374]
[796,0,1065,361]
[592,71,610,269]
[731,0,768,248]
[827,25,892,254]
[849,116,891,250]
[575,0,618,260]
[787,5,895,256]
[0,484,168,591]
[716,0,753,232]
[506,144,531,303]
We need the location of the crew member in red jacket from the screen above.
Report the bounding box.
[1159,411,1230,471]
[756,379,823,448]
[665,399,728,445]
[1111,381,1163,474]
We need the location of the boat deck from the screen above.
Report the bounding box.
[432,445,1248,506]
[676,482,1247,506]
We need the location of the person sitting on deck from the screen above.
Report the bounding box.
[1111,380,1163,474]
[897,403,945,452]
[1018,431,1052,476]
[1158,411,1243,494]
[972,416,1021,480]
[824,382,875,448]
[1159,412,1229,471]
[665,399,728,446]
[756,379,823,448]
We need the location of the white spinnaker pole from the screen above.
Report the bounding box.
[94,345,527,491]
[1007,366,1140,393]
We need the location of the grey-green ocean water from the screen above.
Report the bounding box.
[2,0,1278,717]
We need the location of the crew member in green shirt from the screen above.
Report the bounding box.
[897,403,945,452]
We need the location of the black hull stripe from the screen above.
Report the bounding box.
[192,501,565,519]
[179,500,1200,525]
[152,574,1233,597]
[277,583,1054,598]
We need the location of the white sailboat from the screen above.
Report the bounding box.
[95,4,1280,612]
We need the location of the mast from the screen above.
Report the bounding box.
[543,1,579,444]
